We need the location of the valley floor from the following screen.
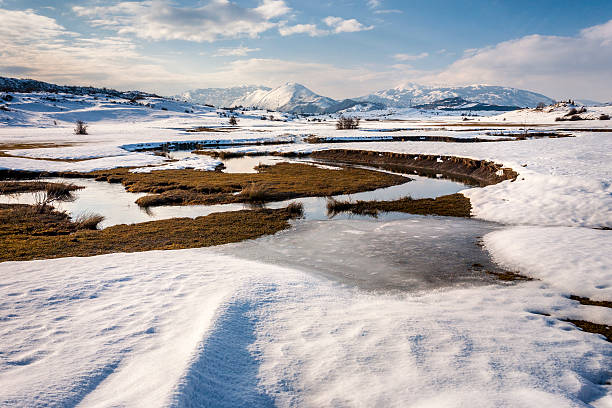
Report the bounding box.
[0,94,611,407]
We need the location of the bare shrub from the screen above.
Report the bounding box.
[286,201,304,218]
[599,114,610,120]
[74,120,88,135]
[238,183,272,203]
[74,212,105,230]
[34,183,78,212]
[229,115,238,126]
[336,116,360,130]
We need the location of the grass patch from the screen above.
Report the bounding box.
[0,203,300,262]
[569,295,612,309]
[564,319,611,342]
[0,181,82,195]
[84,162,407,208]
[74,212,105,230]
[326,193,472,218]
[310,150,517,187]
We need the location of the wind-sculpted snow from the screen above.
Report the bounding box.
[1,247,610,407]
[485,227,612,300]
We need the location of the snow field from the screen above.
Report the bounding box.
[0,248,610,407]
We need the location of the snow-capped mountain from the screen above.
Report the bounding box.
[232,82,337,114]
[358,84,554,108]
[175,85,270,107]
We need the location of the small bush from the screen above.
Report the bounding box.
[0,105,10,112]
[599,114,610,120]
[238,183,272,203]
[161,107,168,111]
[286,201,304,218]
[74,213,105,230]
[74,120,88,135]
[229,116,238,126]
[336,116,360,130]
[1,94,13,102]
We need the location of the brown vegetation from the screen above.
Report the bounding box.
[0,204,300,262]
[310,149,517,186]
[0,181,82,195]
[326,193,472,218]
[85,162,406,207]
[336,116,360,130]
[564,319,611,342]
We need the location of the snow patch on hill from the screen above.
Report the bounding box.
[359,84,554,108]
[233,82,337,114]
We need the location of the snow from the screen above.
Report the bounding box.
[129,156,221,173]
[0,153,166,173]
[485,227,612,300]
[1,247,610,407]
[0,89,611,406]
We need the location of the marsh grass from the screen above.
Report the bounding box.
[74,212,105,230]
[0,203,301,262]
[88,162,407,208]
[326,194,472,218]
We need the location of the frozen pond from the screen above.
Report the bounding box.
[222,216,504,292]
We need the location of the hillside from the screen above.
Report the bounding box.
[232,82,337,114]
[359,84,554,108]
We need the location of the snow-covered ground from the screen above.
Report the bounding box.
[0,93,611,406]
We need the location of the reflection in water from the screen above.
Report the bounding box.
[0,156,470,228]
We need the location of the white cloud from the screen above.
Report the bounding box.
[0,8,184,92]
[213,46,261,57]
[72,0,291,43]
[323,16,373,34]
[278,23,326,37]
[420,18,612,101]
[367,0,381,8]
[393,52,429,61]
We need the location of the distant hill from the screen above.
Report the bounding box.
[232,82,337,114]
[0,76,157,100]
[412,97,520,111]
[358,84,553,108]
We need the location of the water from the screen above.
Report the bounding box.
[0,155,508,292]
[0,156,469,228]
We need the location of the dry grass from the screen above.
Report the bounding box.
[326,193,472,218]
[238,183,273,203]
[286,201,304,218]
[569,295,612,309]
[0,203,300,262]
[0,181,82,195]
[85,162,407,208]
[310,149,518,187]
[74,212,105,230]
[564,319,611,342]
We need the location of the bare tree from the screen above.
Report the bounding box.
[74,120,88,135]
[336,116,360,130]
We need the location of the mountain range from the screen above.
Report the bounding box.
[177,82,555,114]
[0,75,565,114]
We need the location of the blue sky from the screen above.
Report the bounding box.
[1,0,611,100]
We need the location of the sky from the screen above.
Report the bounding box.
[1,0,611,101]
